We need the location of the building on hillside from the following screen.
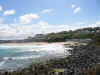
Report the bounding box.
[33,34,45,42]
[65,38,92,43]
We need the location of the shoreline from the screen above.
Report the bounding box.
[0,42,70,72]
[0,42,99,75]
[0,41,81,46]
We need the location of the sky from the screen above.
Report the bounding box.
[0,0,100,40]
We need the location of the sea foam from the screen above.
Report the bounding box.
[0,43,71,70]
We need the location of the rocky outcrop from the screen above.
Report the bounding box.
[63,43,100,75]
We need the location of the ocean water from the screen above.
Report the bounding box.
[0,44,70,71]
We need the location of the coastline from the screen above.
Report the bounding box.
[0,41,81,46]
[0,42,71,72]
[0,42,100,75]
[0,42,49,46]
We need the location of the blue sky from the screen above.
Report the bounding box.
[0,0,100,39]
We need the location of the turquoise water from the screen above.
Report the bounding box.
[0,44,67,71]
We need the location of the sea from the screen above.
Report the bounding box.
[0,43,71,71]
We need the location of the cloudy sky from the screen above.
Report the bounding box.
[0,0,100,40]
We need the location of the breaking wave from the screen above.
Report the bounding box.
[0,43,71,70]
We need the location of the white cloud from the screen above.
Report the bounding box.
[96,21,100,25]
[74,7,81,14]
[41,9,53,14]
[0,5,3,11]
[3,9,15,16]
[72,4,76,8]
[19,13,39,24]
[88,24,99,28]
[0,22,70,40]
[72,3,81,14]
[0,24,17,40]
[37,21,48,29]
[0,23,38,40]
[76,22,86,25]
[0,20,100,40]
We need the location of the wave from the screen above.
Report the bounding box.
[36,44,66,54]
[0,43,72,70]
[0,61,6,67]
[3,55,41,60]
[0,43,67,53]
[0,43,71,56]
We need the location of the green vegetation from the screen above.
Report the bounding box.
[44,33,72,42]
[0,27,100,44]
[43,27,100,46]
[0,27,100,75]
[93,34,100,46]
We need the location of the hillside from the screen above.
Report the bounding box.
[0,27,100,44]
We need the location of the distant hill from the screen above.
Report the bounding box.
[0,27,100,44]
[42,27,99,42]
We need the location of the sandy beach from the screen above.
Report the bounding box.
[0,41,80,46]
[0,42,49,46]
